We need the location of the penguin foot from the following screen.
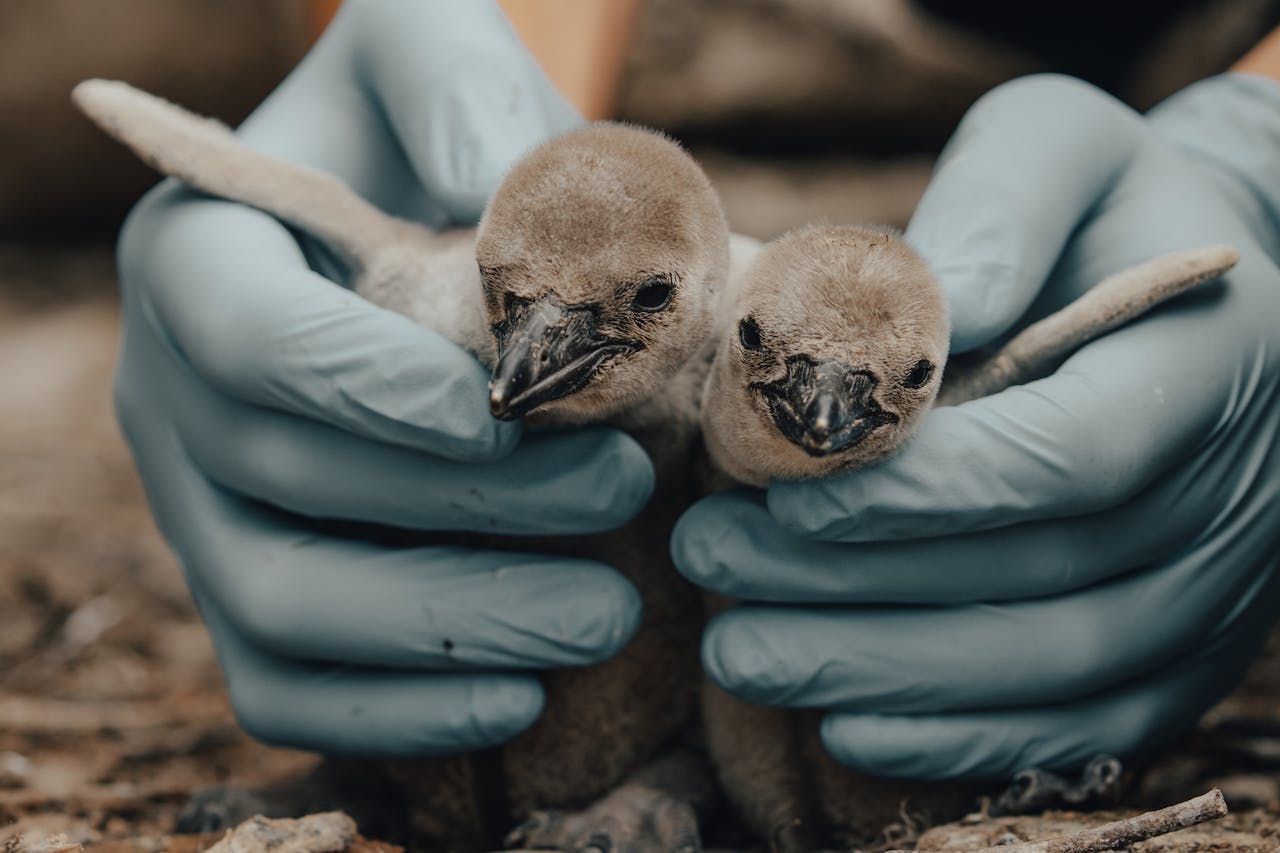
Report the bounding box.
[174,785,275,835]
[505,783,701,853]
[992,754,1125,815]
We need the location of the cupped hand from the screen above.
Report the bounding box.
[673,72,1280,779]
[116,0,654,756]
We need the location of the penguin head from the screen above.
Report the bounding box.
[703,225,948,486]
[475,123,728,425]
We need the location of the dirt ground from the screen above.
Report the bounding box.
[0,244,315,847]
[2,242,1280,851]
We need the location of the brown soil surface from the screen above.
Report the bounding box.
[0,245,315,848]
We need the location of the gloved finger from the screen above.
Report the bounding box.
[179,379,653,534]
[820,661,1220,780]
[120,193,518,463]
[819,597,1276,779]
[198,593,545,756]
[187,480,642,671]
[351,0,581,220]
[700,540,1270,712]
[674,462,1206,603]
[1147,73,1280,257]
[905,74,1144,352]
[123,374,646,675]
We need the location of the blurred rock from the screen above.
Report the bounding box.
[204,813,355,853]
[1214,774,1280,811]
[619,0,1041,152]
[621,0,1278,153]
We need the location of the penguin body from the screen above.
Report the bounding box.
[697,223,1239,848]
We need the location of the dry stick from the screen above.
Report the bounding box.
[887,788,1227,853]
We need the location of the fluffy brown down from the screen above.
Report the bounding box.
[476,123,729,425]
[702,223,948,486]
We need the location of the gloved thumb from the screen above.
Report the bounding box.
[1148,73,1280,260]
[354,1,583,222]
[905,75,1143,353]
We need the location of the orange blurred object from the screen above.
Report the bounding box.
[307,0,342,41]
[306,0,643,120]
[1234,25,1280,81]
[498,0,643,120]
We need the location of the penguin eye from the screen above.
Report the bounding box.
[632,278,673,312]
[738,316,763,351]
[903,359,935,388]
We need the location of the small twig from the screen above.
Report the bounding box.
[888,788,1227,853]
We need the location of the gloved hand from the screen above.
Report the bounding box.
[673,72,1280,779]
[116,0,654,756]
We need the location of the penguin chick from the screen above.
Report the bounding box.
[476,124,727,426]
[703,223,1239,487]
[698,225,1239,849]
[702,224,947,487]
[75,79,733,851]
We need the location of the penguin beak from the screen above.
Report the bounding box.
[488,295,641,420]
[753,356,898,457]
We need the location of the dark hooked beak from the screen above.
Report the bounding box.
[752,356,898,457]
[488,295,641,420]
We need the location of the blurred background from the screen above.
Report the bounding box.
[7,0,1279,240]
[3,0,1280,847]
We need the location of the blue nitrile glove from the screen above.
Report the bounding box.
[115,0,653,756]
[673,73,1280,779]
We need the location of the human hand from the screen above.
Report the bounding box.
[673,72,1280,779]
[115,0,654,756]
